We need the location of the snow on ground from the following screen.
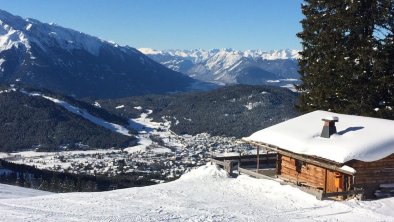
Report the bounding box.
[129,109,161,133]
[3,149,121,159]
[22,90,131,136]
[0,87,16,94]
[0,184,50,199]
[128,109,183,149]
[0,58,5,66]
[0,164,393,221]
[244,101,264,110]
[2,149,124,174]
[93,101,101,108]
[281,83,298,92]
[0,153,10,158]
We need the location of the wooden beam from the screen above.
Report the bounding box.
[276,153,281,175]
[212,153,276,161]
[324,169,328,193]
[256,146,260,173]
[244,140,355,175]
[209,158,227,166]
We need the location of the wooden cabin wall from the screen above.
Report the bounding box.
[347,153,394,198]
[279,155,326,190]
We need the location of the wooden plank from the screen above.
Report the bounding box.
[212,153,277,161]
[279,174,325,189]
[280,168,325,187]
[256,146,260,172]
[353,166,394,172]
[355,172,394,177]
[281,162,323,174]
[276,153,281,175]
[210,158,227,166]
[324,169,328,193]
[355,178,394,184]
[280,164,324,179]
[351,157,394,166]
[281,161,296,170]
[245,141,355,175]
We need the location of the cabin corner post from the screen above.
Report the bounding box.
[276,153,281,176]
[324,168,328,194]
[238,152,242,167]
[256,145,260,173]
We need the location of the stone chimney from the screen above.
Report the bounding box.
[321,116,339,138]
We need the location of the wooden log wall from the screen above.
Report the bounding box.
[347,153,394,198]
[279,155,326,190]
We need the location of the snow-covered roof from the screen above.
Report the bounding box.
[244,110,394,163]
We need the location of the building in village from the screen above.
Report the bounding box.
[243,110,394,199]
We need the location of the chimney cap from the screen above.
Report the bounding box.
[322,116,339,122]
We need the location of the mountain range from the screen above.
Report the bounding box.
[138,48,300,86]
[0,9,207,98]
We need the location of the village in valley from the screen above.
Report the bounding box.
[0,109,253,182]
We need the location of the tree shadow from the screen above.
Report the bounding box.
[337,126,364,135]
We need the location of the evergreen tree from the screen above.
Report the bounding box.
[297,0,394,119]
[378,0,394,118]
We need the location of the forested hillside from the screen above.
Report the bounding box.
[99,85,299,137]
[0,89,137,152]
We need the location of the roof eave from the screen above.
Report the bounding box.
[243,139,355,175]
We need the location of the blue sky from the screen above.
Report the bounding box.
[0,0,304,50]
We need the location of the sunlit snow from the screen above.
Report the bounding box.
[0,165,393,221]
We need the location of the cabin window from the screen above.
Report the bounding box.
[295,159,302,173]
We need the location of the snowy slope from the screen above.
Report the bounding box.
[0,165,393,221]
[0,184,50,199]
[139,48,300,85]
[22,90,131,136]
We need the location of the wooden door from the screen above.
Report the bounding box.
[326,170,344,193]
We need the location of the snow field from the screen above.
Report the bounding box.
[0,164,393,221]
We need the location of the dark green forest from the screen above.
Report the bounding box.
[0,90,137,152]
[99,85,299,138]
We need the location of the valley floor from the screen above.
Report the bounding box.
[0,164,393,222]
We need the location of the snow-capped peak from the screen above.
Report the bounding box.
[138,48,300,85]
[138,47,163,55]
[0,9,122,56]
[138,48,300,61]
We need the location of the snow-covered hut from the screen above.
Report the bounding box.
[243,110,394,199]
